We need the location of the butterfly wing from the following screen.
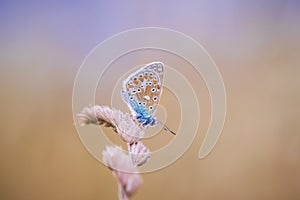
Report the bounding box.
[121,62,164,118]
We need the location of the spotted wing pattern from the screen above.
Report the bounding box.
[121,62,164,119]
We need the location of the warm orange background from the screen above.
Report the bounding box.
[1,1,300,199]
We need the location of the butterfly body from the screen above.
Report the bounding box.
[121,62,164,128]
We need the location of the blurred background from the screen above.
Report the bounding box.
[1,0,300,199]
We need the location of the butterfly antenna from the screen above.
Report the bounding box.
[157,120,176,135]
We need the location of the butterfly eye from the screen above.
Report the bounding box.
[148,82,153,86]
[137,88,141,92]
[142,102,146,106]
[149,72,153,76]
[140,85,144,88]
[132,90,137,94]
[149,106,153,110]
[151,88,156,92]
[153,96,158,101]
[129,96,134,100]
[133,77,137,80]
[139,74,143,78]
[144,72,148,75]
[138,102,142,105]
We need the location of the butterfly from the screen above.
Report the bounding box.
[121,61,175,135]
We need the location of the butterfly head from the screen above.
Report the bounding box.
[135,114,157,128]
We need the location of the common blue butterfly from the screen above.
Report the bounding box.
[121,62,175,135]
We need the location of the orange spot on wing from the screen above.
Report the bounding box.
[133,80,139,85]
[138,77,144,82]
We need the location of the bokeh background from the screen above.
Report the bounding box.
[1,1,300,199]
